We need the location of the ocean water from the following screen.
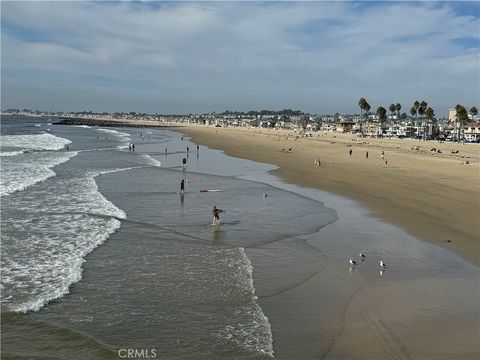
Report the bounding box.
[0,115,336,359]
[1,115,478,360]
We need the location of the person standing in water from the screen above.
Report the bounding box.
[180,179,185,194]
[212,206,224,225]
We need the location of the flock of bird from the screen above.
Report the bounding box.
[349,253,388,275]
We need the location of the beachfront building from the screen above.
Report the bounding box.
[463,123,480,142]
[336,121,355,133]
[319,122,336,132]
[448,108,457,123]
[361,122,382,137]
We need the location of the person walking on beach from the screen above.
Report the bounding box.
[132,143,135,152]
[180,179,185,194]
[212,206,224,225]
[197,145,199,152]
[366,151,368,159]
[349,149,352,156]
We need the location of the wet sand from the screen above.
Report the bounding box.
[245,174,479,359]
[178,125,480,266]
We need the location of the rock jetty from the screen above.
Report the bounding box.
[53,117,175,128]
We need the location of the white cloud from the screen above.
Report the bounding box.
[1,1,479,114]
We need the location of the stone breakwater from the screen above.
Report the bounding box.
[53,117,178,128]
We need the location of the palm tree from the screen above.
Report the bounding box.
[389,103,396,120]
[410,106,416,117]
[377,106,387,122]
[418,101,428,138]
[455,104,469,142]
[364,102,371,119]
[425,107,435,138]
[395,103,401,121]
[410,106,417,137]
[413,100,420,130]
[358,98,367,122]
[419,101,427,118]
[376,106,387,137]
[425,107,435,121]
[470,106,478,118]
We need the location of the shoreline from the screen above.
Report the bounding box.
[51,117,479,265]
[177,125,479,266]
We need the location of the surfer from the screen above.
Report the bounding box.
[180,179,185,193]
[212,206,224,225]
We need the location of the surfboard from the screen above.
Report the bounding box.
[200,189,222,192]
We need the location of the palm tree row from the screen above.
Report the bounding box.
[359,98,400,124]
[409,100,435,124]
[359,98,441,126]
[388,103,402,120]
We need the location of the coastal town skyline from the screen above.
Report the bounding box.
[1,1,479,115]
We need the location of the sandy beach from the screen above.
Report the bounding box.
[178,125,480,266]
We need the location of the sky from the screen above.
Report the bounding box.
[1,1,479,116]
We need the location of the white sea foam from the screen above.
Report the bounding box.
[0,150,26,157]
[214,247,274,357]
[0,151,78,196]
[74,125,91,128]
[1,133,71,151]
[96,128,131,149]
[1,169,128,313]
[97,128,130,139]
[140,154,162,167]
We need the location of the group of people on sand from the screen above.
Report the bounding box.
[346,148,388,165]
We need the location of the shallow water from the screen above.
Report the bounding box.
[1,115,478,359]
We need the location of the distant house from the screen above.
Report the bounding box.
[320,122,336,132]
[336,121,355,133]
[464,123,480,142]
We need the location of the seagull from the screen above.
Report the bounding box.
[349,259,357,266]
[380,260,387,268]
[359,253,366,259]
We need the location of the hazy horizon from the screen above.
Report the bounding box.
[1,1,479,117]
